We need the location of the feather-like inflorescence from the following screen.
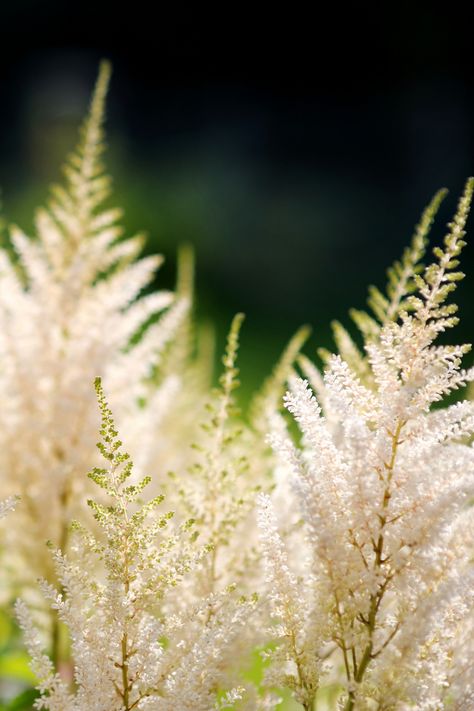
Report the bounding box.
[16,379,257,710]
[5,61,474,711]
[4,64,304,708]
[0,62,186,599]
[261,178,474,710]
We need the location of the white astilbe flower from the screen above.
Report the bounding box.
[172,315,308,599]
[0,62,186,594]
[177,314,262,593]
[263,178,474,710]
[141,312,308,702]
[16,378,256,711]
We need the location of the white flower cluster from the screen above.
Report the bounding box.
[16,378,258,710]
[0,63,279,710]
[0,61,473,711]
[259,178,474,709]
[0,62,188,596]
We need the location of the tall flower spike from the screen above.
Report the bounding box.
[160,313,271,704]
[264,180,474,710]
[177,313,256,596]
[410,177,474,330]
[17,378,256,710]
[0,62,185,613]
[324,182,472,392]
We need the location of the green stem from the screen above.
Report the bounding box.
[115,464,132,711]
[122,629,130,711]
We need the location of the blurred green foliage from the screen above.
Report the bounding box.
[0,610,39,709]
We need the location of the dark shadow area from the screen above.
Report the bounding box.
[1,4,473,391]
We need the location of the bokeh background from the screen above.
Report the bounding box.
[1,4,474,396]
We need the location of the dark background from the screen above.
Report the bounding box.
[1,4,473,392]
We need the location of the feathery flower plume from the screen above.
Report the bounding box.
[263,178,474,709]
[16,378,257,710]
[0,62,185,607]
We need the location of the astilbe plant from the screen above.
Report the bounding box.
[0,61,187,601]
[4,60,474,711]
[175,313,257,598]
[156,314,310,706]
[258,178,474,710]
[0,62,306,708]
[174,315,308,594]
[16,378,258,711]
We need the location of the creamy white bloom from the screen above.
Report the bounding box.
[0,62,186,597]
[262,178,474,710]
[17,379,257,711]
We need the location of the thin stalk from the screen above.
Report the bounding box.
[344,419,404,711]
[119,486,132,710]
[51,481,72,673]
[109,456,133,711]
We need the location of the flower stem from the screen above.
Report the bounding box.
[343,419,404,710]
